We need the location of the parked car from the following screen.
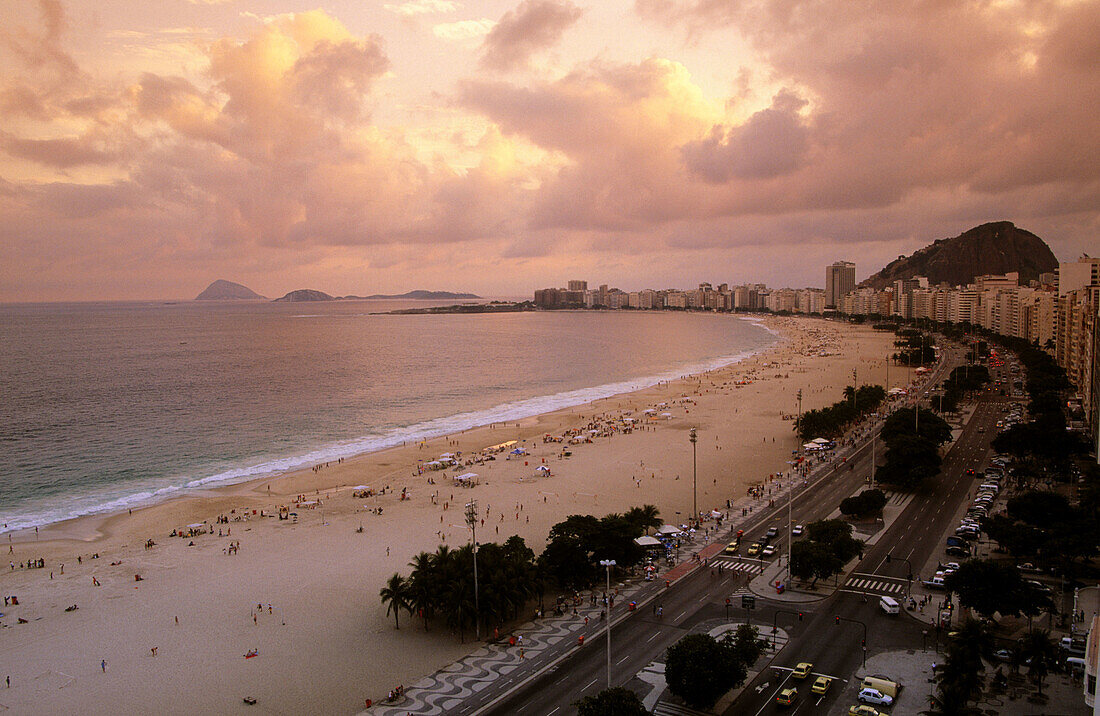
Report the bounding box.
[849,706,881,716]
[1017,562,1041,573]
[857,687,893,706]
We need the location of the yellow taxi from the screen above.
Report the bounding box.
[776,687,797,708]
[811,676,832,695]
[791,662,813,680]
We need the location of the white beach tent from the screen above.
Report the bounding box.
[811,438,831,445]
[656,524,681,536]
[634,535,662,547]
[453,472,478,482]
[803,442,822,451]
[534,465,550,475]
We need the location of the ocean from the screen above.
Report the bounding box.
[0,300,778,533]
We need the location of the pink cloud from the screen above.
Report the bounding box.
[681,89,810,181]
[480,0,583,71]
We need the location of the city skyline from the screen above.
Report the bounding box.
[2,0,1098,302]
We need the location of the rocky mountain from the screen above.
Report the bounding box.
[273,289,335,302]
[861,222,1059,290]
[195,279,265,300]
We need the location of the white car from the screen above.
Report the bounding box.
[858,688,893,706]
[792,524,804,536]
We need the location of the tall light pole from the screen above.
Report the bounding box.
[689,428,698,528]
[599,559,616,688]
[465,500,481,640]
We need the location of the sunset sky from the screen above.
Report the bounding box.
[2,0,1097,301]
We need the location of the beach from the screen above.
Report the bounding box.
[0,316,904,714]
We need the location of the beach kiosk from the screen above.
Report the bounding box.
[452,472,478,487]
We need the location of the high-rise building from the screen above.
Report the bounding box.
[825,261,856,308]
[567,280,588,292]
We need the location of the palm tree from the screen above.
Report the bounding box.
[932,619,993,714]
[379,573,411,629]
[407,551,436,630]
[1016,629,1059,695]
[624,505,661,535]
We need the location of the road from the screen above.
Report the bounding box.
[480,343,1012,716]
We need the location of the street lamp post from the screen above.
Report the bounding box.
[689,428,698,528]
[599,559,616,688]
[465,501,481,640]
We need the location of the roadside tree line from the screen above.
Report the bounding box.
[379,505,662,637]
[795,384,886,442]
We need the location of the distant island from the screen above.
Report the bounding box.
[195,280,265,301]
[274,289,335,302]
[379,301,534,315]
[356,290,481,300]
[273,289,482,302]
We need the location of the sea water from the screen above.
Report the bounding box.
[0,300,778,532]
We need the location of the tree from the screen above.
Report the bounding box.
[942,559,1034,619]
[840,489,887,518]
[790,539,840,587]
[932,619,994,715]
[664,628,761,710]
[1016,629,1059,696]
[877,434,941,490]
[623,504,661,535]
[575,687,648,716]
[880,407,953,446]
[379,573,411,629]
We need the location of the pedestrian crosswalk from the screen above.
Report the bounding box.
[653,700,711,716]
[884,490,914,508]
[843,575,909,595]
[709,558,765,575]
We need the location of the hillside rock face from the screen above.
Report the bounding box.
[195,280,265,300]
[861,222,1059,290]
[273,289,335,302]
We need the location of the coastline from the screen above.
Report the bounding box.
[4,311,778,540]
[0,316,903,714]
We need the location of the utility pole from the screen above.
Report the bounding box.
[465,501,481,640]
[689,428,698,528]
[599,559,616,688]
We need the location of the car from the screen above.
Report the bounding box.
[723,541,740,555]
[849,706,881,716]
[946,545,970,557]
[940,561,960,572]
[811,676,832,695]
[791,662,813,680]
[766,526,779,539]
[792,524,804,536]
[1027,580,1052,594]
[1017,562,1042,573]
[857,687,894,706]
[747,542,762,556]
[776,687,797,707]
[993,649,1014,661]
[762,544,778,557]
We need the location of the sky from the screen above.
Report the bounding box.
[1,0,1097,302]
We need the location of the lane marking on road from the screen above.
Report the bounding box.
[646,632,660,642]
[583,678,598,691]
[617,655,631,665]
[547,707,560,716]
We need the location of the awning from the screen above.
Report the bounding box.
[453,472,478,481]
[656,524,681,536]
[634,535,662,547]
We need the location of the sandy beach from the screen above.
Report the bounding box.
[0,316,905,714]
